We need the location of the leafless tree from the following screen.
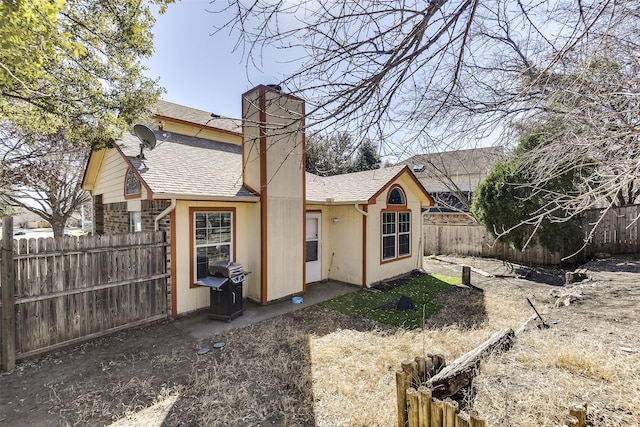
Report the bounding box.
[211,1,630,142]
[1,125,90,237]
[212,0,639,245]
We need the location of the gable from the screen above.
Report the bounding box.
[83,146,149,203]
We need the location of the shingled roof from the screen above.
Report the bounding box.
[306,165,422,204]
[117,129,256,200]
[402,146,504,176]
[152,100,242,135]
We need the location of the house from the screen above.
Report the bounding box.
[401,147,503,224]
[82,85,434,316]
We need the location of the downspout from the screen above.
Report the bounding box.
[354,204,368,288]
[354,204,368,217]
[154,199,177,231]
[419,208,428,269]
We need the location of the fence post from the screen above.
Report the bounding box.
[396,369,409,427]
[1,217,16,371]
[461,266,471,286]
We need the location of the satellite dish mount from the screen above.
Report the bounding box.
[133,124,157,160]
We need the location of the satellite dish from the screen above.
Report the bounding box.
[133,124,157,159]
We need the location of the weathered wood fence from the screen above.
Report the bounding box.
[396,354,487,427]
[396,354,588,427]
[423,225,563,265]
[424,205,640,265]
[582,205,640,254]
[1,218,168,370]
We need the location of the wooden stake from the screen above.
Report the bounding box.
[402,359,419,388]
[569,404,587,427]
[1,217,16,372]
[564,415,579,427]
[443,399,459,427]
[416,356,427,383]
[461,266,471,286]
[397,369,409,427]
[431,399,444,427]
[431,354,447,373]
[469,411,486,427]
[407,387,420,427]
[418,386,432,427]
[455,414,470,427]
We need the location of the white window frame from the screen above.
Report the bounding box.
[381,186,411,262]
[129,211,142,233]
[382,212,397,260]
[193,211,233,281]
[398,212,411,257]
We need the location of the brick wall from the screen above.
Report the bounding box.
[102,201,129,234]
[95,197,174,315]
[141,200,173,316]
[93,194,104,235]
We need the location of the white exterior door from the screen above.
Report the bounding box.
[305,213,322,283]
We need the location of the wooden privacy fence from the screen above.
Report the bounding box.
[423,225,562,265]
[1,218,168,370]
[424,205,640,265]
[582,205,640,254]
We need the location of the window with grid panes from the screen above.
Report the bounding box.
[193,211,233,280]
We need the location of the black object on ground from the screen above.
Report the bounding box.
[396,295,415,311]
[526,297,549,329]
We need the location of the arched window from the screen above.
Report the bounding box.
[388,187,406,205]
[125,168,141,196]
[382,186,411,261]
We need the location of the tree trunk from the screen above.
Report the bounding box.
[428,328,515,399]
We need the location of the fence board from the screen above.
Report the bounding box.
[1,231,168,366]
[424,205,640,265]
[423,224,563,265]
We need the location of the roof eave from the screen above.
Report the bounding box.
[151,193,259,203]
[305,199,368,205]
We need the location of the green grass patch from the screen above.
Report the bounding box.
[320,274,459,329]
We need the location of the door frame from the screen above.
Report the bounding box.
[305,212,322,284]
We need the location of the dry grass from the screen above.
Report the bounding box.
[5,256,640,427]
[473,307,640,426]
[308,285,538,426]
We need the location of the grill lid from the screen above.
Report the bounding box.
[209,261,244,277]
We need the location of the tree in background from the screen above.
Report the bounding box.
[0,0,173,148]
[352,139,382,172]
[472,130,585,255]
[213,0,639,246]
[1,125,90,237]
[305,132,381,176]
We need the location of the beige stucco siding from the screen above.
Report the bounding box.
[93,149,147,203]
[242,90,262,193]
[364,175,427,286]
[311,205,364,285]
[266,198,304,301]
[172,200,260,315]
[160,121,241,146]
[263,90,305,301]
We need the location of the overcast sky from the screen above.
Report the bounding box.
[143,0,296,119]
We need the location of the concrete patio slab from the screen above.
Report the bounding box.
[173,280,360,340]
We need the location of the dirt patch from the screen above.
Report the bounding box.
[1,255,639,426]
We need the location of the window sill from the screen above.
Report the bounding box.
[380,254,412,265]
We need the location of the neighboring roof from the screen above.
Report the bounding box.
[306,165,431,205]
[402,146,504,176]
[116,129,257,201]
[152,100,242,135]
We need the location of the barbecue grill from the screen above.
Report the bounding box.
[196,261,246,321]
